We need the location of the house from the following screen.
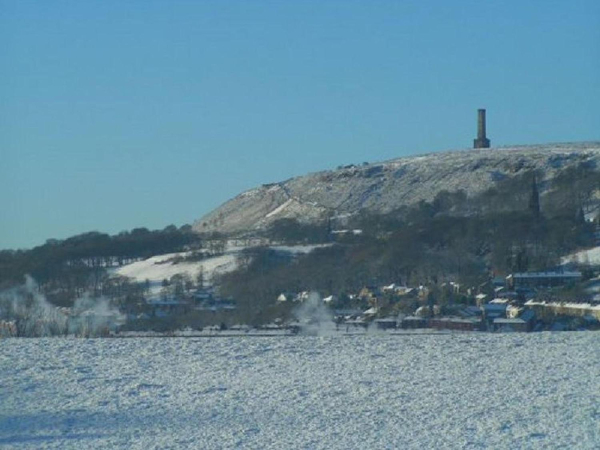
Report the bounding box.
[373,317,397,330]
[519,309,536,331]
[323,295,337,304]
[342,317,368,330]
[390,286,417,299]
[334,308,363,318]
[448,282,461,294]
[276,292,296,303]
[482,301,508,329]
[475,293,488,306]
[492,276,506,288]
[195,297,236,312]
[493,318,529,332]
[524,300,600,320]
[483,298,510,318]
[507,271,582,290]
[429,317,482,332]
[358,286,380,303]
[147,299,190,317]
[460,306,483,318]
[194,288,214,302]
[382,283,399,292]
[398,316,427,329]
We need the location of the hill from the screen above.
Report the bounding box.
[194,142,600,234]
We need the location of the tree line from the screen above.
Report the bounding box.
[0,224,202,304]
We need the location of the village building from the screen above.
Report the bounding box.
[398,316,427,329]
[493,318,529,332]
[373,317,398,330]
[195,297,236,312]
[146,299,190,317]
[524,300,600,321]
[459,306,483,318]
[429,317,482,332]
[506,271,582,290]
[276,292,294,302]
[323,295,337,304]
[483,299,508,319]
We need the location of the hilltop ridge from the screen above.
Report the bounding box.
[194,142,600,234]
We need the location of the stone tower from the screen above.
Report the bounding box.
[473,108,491,148]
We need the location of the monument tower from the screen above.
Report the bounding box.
[473,108,491,148]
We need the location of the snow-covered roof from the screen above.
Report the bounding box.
[524,300,600,311]
[563,245,600,266]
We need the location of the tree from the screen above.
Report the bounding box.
[528,175,540,219]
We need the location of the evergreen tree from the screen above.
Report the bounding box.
[529,175,540,218]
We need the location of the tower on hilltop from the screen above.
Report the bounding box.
[473,109,491,149]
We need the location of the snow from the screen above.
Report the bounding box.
[265,198,294,218]
[270,244,331,254]
[195,142,600,234]
[525,300,600,314]
[113,252,237,297]
[564,246,600,265]
[111,245,324,298]
[1,333,599,449]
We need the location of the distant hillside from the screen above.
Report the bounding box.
[194,142,600,234]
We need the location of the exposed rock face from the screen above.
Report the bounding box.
[194,142,600,234]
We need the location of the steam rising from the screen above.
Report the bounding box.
[292,292,336,336]
[0,276,125,337]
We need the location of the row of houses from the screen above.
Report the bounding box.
[144,287,236,318]
[506,270,582,290]
[274,266,599,332]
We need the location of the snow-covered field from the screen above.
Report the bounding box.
[1,333,599,449]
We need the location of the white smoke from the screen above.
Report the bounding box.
[0,276,125,337]
[292,292,336,336]
[67,294,126,337]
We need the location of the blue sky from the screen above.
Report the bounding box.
[1,0,599,249]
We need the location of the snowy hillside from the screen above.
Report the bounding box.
[564,246,600,266]
[113,252,237,297]
[194,142,600,233]
[2,334,599,449]
[113,244,327,297]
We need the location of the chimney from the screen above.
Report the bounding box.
[473,108,491,148]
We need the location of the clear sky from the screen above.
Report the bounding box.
[1,0,599,249]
